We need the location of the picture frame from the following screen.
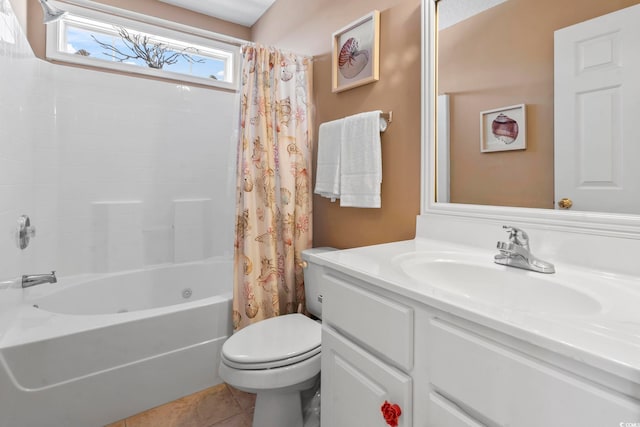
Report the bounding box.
[332,10,380,93]
[480,104,527,152]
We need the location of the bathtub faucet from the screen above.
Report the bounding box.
[22,271,57,288]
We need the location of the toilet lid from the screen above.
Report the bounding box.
[222,313,321,367]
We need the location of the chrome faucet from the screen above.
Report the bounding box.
[22,271,57,288]
[494,226,555,274]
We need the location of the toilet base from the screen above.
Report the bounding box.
[250,375,318,427]
[253,389,302,427]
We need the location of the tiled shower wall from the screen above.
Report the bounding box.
[0,0,238,282]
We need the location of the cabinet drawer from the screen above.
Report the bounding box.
[322,327,413,427]
[428,393,485,427]
[430,319,640,427]
[322,273,414,370]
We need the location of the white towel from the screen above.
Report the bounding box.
[340,111,382,208]
[314,119,344,202]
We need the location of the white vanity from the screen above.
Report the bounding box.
[309,1,640,425]
[307,215,640,426]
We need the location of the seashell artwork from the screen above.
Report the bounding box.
[491,113,519,144]
[480,104,527,152]
[332,11,380,92]
[338,37,370,79]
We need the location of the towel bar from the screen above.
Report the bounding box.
[380,111,393,132]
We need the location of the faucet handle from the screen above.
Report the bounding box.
[17,215,36,250]
[502,225,529,246]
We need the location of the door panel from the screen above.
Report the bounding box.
[554,3,640,213]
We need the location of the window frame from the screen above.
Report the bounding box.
[45,1,242,90]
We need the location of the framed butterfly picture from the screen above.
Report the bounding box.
[332,10,380,93]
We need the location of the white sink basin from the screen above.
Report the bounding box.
[396,252,602,316]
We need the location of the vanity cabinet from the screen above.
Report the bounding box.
[321,271,419,427]
[318,264,640,427]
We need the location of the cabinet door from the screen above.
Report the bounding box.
[430,319,640,426]
[322,327,412,427]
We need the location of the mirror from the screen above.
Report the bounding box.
[435,0,640,214]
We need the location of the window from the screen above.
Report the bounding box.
[46,1,241,90]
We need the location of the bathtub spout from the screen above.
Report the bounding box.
[22,271,57,288]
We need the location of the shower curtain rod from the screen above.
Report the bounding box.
[240,43,315,61]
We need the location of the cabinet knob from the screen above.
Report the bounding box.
[381,400,402,426]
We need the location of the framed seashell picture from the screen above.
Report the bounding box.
[480,104,527,152]
[332,10,380,93]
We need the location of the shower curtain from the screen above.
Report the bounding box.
[233,45,314,331]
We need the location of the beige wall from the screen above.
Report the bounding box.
[439,0,640,209]
[19,0,250,61]
[253,0,423,249]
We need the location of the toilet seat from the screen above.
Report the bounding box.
[222,313,321,370]
[222,345,321,370]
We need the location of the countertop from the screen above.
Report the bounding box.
[304,238,640,384]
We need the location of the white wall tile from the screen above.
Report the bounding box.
[0,0,38,281]
[92,201,143,272]
[0,1,238,280]
[173,199,213,263]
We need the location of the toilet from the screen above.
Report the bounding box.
[219,248,333,427]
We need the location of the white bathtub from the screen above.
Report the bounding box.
[0,258,233,427]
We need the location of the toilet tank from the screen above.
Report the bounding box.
[301,247,337,319]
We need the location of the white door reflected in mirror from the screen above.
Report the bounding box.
[554,3,640,214]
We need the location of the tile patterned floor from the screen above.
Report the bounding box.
[105,383,255,427]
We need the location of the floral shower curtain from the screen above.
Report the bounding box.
[232,45,314,331]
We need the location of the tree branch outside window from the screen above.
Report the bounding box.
[92,26,204,69]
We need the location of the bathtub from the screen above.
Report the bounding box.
[0,258,233,427]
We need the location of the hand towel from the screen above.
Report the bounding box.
[314,118,344,202]
[340,111,382,208]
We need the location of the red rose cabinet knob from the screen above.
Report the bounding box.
[380,400,402,426]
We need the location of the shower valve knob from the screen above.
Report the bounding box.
[16,215,36,250]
